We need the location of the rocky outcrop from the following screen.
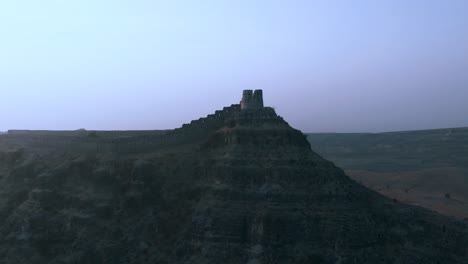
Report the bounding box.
[0,100,467,263]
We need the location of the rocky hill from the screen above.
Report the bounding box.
[0,93,467,263]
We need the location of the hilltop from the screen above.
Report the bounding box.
[0,91,466,263]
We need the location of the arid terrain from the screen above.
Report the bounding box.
[307,128,468,219]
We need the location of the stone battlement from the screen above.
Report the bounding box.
[240,89,263,110]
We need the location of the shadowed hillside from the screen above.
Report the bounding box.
[0,94,467,263]
[307,128,468,219]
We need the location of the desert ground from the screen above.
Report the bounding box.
[308,127,468,219]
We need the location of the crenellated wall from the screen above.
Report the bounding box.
[0,90,275,154]
[170,104,240,133]
[0,104,244,154]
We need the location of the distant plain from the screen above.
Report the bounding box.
[307,127,468,219]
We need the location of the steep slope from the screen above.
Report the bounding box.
[0,105,467,263]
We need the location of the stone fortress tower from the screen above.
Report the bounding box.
[240,89,264,110]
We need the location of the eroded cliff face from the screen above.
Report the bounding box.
[0,106,467,263]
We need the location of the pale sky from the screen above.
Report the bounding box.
[1,0,467,132]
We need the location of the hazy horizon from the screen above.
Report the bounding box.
[1,1,467,133]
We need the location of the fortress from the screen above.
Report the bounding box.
[1,90,275,153]
[240,89,263,110]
